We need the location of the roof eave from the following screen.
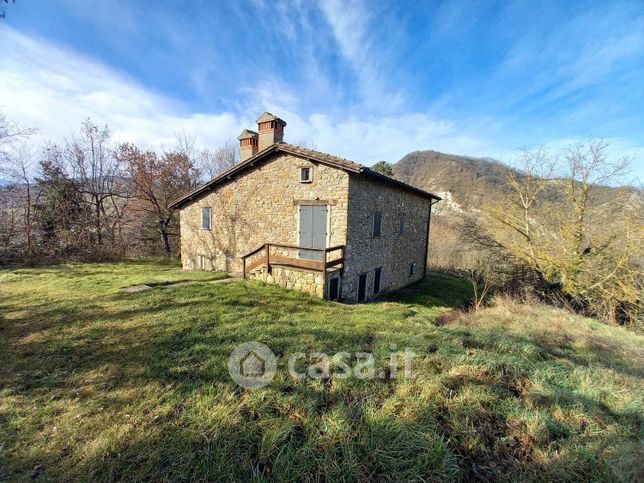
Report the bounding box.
[359,168,442,201]
[169,143,281,209]
[169,143,441,209]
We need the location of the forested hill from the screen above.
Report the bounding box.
[393,150,511,213]
[393,149,638,215]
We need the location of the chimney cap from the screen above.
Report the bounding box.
[256,112,286,126]
[237,129,258,140]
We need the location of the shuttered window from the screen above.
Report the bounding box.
[357,273,367,302]
[201,207,211,230]
[398,214,405,235]
[374,267,382,295]
[372,211,382,238]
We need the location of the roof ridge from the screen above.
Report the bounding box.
[169,142,440,209]
[280,142,365,169]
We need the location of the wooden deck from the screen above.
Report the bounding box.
[241,243,344,278]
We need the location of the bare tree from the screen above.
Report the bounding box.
[470,140,642,325]
[199,140,238,180]
[485,147,554,277]
[0,111,36,153]
[0,143,41,250]
[64,119,124,248]
[173,131,198,160]
[0,114,38,255]
[0,186,19,254]
[118,143,201,256]
[292,137,318,150]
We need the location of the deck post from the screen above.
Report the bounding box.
[242,256,246,279]
[323,248,329,299]
[265,243,271,274]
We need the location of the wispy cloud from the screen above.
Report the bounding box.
[317,0,405,110]
[0,27,242,150]
[1,0,643,177]
[0,25,495,165]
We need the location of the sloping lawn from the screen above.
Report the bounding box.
[0,261,642,481]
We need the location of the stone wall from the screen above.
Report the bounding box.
[340,176,432,301]
[179,152,350,273]
[178,149,434,302]
[248,266,325,298]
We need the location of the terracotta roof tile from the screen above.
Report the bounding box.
[169,142,440,209]
[237,129,258,140]
[256,112,286,124]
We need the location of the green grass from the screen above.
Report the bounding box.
[0,261,642,481]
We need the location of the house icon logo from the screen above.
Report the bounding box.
[240,351,265,377]
[228,342,277,389]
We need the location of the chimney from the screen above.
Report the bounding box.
[256,112,286,151]
[237,129,258,162]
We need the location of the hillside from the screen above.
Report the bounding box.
[1,260,642,480]
[394,151,511,214]
[393,150,636,215]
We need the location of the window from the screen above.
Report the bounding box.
[398,214,406,236]
[409,263,415,277]
[329,277,340,300]
[357,273,367,302]
[201,207,211,230]
[199,255,206,270]
[373,267,382,295]
[300,167,312,183]
[372,211,382,238]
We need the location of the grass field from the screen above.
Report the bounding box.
[1,260,642,481]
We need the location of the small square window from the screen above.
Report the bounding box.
[372,211,382,238]
[300,167,312,182]
[409,263,415,277]
[201,207,211,230]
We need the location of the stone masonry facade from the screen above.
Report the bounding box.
[180,152,350,273]
[340,176,431,300]
[248,266,326,298]
[178,149,433,301]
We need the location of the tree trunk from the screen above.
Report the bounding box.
[161,230,171,257]
[25,182,32,250]
[95,198,102,246]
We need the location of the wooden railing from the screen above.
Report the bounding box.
[242,243,344,279]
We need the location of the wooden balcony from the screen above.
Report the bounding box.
[241,243,344,279]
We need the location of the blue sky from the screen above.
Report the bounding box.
[1,0,643,176]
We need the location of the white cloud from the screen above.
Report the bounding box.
[3,4,642,183]
[0,27,242,151]
[0,25,498,166]
[285,112,491,164]
[317,0,405,110]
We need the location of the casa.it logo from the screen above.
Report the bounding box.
[228,341,416,389]
[227,342,277,389]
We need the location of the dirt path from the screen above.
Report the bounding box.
[121,275,241,293]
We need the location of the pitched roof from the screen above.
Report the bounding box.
[169,142,441,209]
[237,129,258,140]
[256,112,286,124]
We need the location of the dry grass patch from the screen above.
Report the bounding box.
[1,262,642,481]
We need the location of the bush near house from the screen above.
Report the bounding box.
[0,261,642,481]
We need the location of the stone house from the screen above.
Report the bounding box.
[170,113,441,301]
